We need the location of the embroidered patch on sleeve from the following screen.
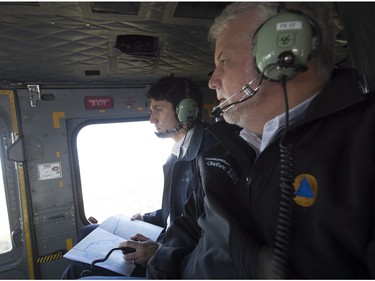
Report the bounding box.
[293,174,318,207]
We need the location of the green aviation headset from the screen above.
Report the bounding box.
[252,9,320,81]
[175,80,199,129]
[252,6,322,279]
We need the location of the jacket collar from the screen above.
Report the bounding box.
[206,121,256,169]
[181,121,206,161]
[299,68,366,125]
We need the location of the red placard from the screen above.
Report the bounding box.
[85,96,113,109]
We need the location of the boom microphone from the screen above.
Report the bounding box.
[212,77,262,118]
[154,124,183,138]
[212,65,287,118]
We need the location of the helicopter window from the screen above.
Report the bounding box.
[0,132,12,254]
[76,120,174,223]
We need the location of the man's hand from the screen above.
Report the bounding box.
[119,233,160,267]
[131,213,143,221]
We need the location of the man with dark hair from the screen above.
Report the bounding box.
[61,75,217,278]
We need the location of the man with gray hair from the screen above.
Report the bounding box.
[148,2,375,279]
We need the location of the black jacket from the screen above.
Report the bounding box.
[147,68,375,278]
[147,121,252,278]
[143,121,217,231]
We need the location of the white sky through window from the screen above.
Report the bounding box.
[77,121,174,223]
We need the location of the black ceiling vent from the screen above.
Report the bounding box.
[116,35,159,58]
[85,70,100,76]
[90,2,140,16]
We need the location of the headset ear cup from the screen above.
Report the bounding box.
[252,11,319,80]
[176,98,199,128]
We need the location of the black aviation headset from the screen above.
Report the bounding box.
[252,5,321,81]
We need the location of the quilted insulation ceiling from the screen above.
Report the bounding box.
[0,2,228,86]
[0,2,350,88]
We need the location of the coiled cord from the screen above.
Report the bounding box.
[272,141,295,278]
[271,75,295,279]
[80,247,133,277]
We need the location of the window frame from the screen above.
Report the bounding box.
[69,117,173,226]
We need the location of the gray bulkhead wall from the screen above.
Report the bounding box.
[15,85,215,278]
[16,86,150,278]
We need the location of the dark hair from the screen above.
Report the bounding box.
[147,75,203,119]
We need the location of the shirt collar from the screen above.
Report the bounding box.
[171,126,195,157]
[240,94,317,152]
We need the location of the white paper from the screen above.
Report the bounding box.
[64,214,163,276]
